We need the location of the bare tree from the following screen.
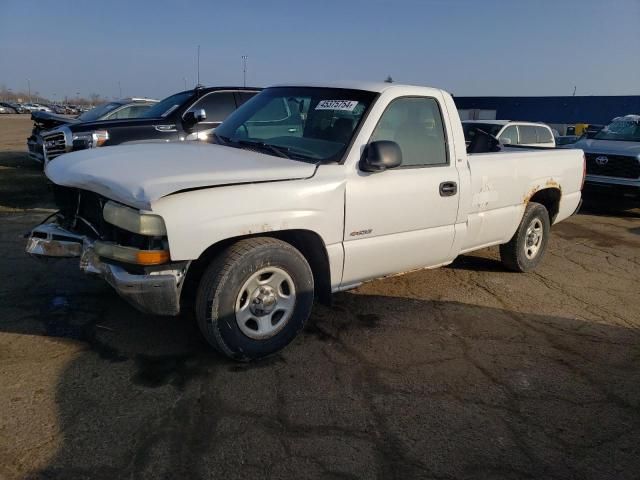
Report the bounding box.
[384,75,394,83]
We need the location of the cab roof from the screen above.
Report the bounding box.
[463,120,551,127]
[270,81,448,96]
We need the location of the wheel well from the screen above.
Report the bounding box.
[181,230,333,313]
[529,188,561,222]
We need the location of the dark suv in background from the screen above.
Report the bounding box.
[28,97,158,163]
[39,86,260,166]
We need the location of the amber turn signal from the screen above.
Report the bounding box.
[135,250,170,265]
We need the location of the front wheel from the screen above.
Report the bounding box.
[500,202,551,272]
[195,237,314,361]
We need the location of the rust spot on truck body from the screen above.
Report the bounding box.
[523,179,561,204]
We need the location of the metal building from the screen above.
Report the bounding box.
[454,96,640,125]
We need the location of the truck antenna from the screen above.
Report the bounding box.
[197,45,201,88]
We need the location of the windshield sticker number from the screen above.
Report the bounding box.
[315,100,359,111]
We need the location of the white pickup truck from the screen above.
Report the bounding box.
[26,82,584,360]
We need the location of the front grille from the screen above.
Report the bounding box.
[585,153,640,179]
[43,131,67,161]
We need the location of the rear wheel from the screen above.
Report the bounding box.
[195,237,314,361]
[500,202,550,272]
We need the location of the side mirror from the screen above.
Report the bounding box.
[501,137,512,145]
[360,141,402,172]
[184,108,207,128]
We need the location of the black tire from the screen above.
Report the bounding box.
[195,237,314,361]
[500,202,551,273]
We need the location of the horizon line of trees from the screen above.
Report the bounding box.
[0,85,106,106]
[1,76,396,106]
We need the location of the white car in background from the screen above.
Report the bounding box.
[22,103,52,113]
[463,120,556,148]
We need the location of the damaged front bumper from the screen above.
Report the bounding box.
[26,223,187,316]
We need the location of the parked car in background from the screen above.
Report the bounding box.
[463,120,556,148]
[38,86,259,165]
[9,103,26,113]
[584,124,605,138]
[0,104,16,114]
[48,104,69,115]
[0,102,23,113]
[28,97,158,163]
[22,103,52,113]
[556,135,580,146]
[27,82,584,360]
[566,114,640,202]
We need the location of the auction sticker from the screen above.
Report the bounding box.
[315,100,358,111]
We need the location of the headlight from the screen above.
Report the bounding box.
[72,130,109,149]
[103,201,166,235]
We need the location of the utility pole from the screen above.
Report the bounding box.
[27,78,31,102]
[242,55,248,88]
[572,85,577,96]
[118,81,122,98]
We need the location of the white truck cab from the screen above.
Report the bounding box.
[463,120,556,148]
[27,82,584,360]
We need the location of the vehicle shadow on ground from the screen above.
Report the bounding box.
[580,192,640,219]
[448,254,505,273]
[3,285,640,479]
[0,151,54,210]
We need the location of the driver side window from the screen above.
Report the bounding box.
[370,97,448,167]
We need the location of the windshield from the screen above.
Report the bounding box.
[77,102,122,122]
[141,91,193,118]
[462,123,504,141]
[594,116,640,142]
[215,87,377,162]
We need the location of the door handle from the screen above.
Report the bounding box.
[439,181,457,197]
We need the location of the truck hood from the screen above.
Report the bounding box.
[571,138,640,158]
[31,110,80,129]
[45,142,317,210]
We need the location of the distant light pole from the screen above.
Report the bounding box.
[118,81,122,98]
[241,55,248,88]
[27,78,31,102]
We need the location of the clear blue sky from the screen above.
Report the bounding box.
[1,0,639,101]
